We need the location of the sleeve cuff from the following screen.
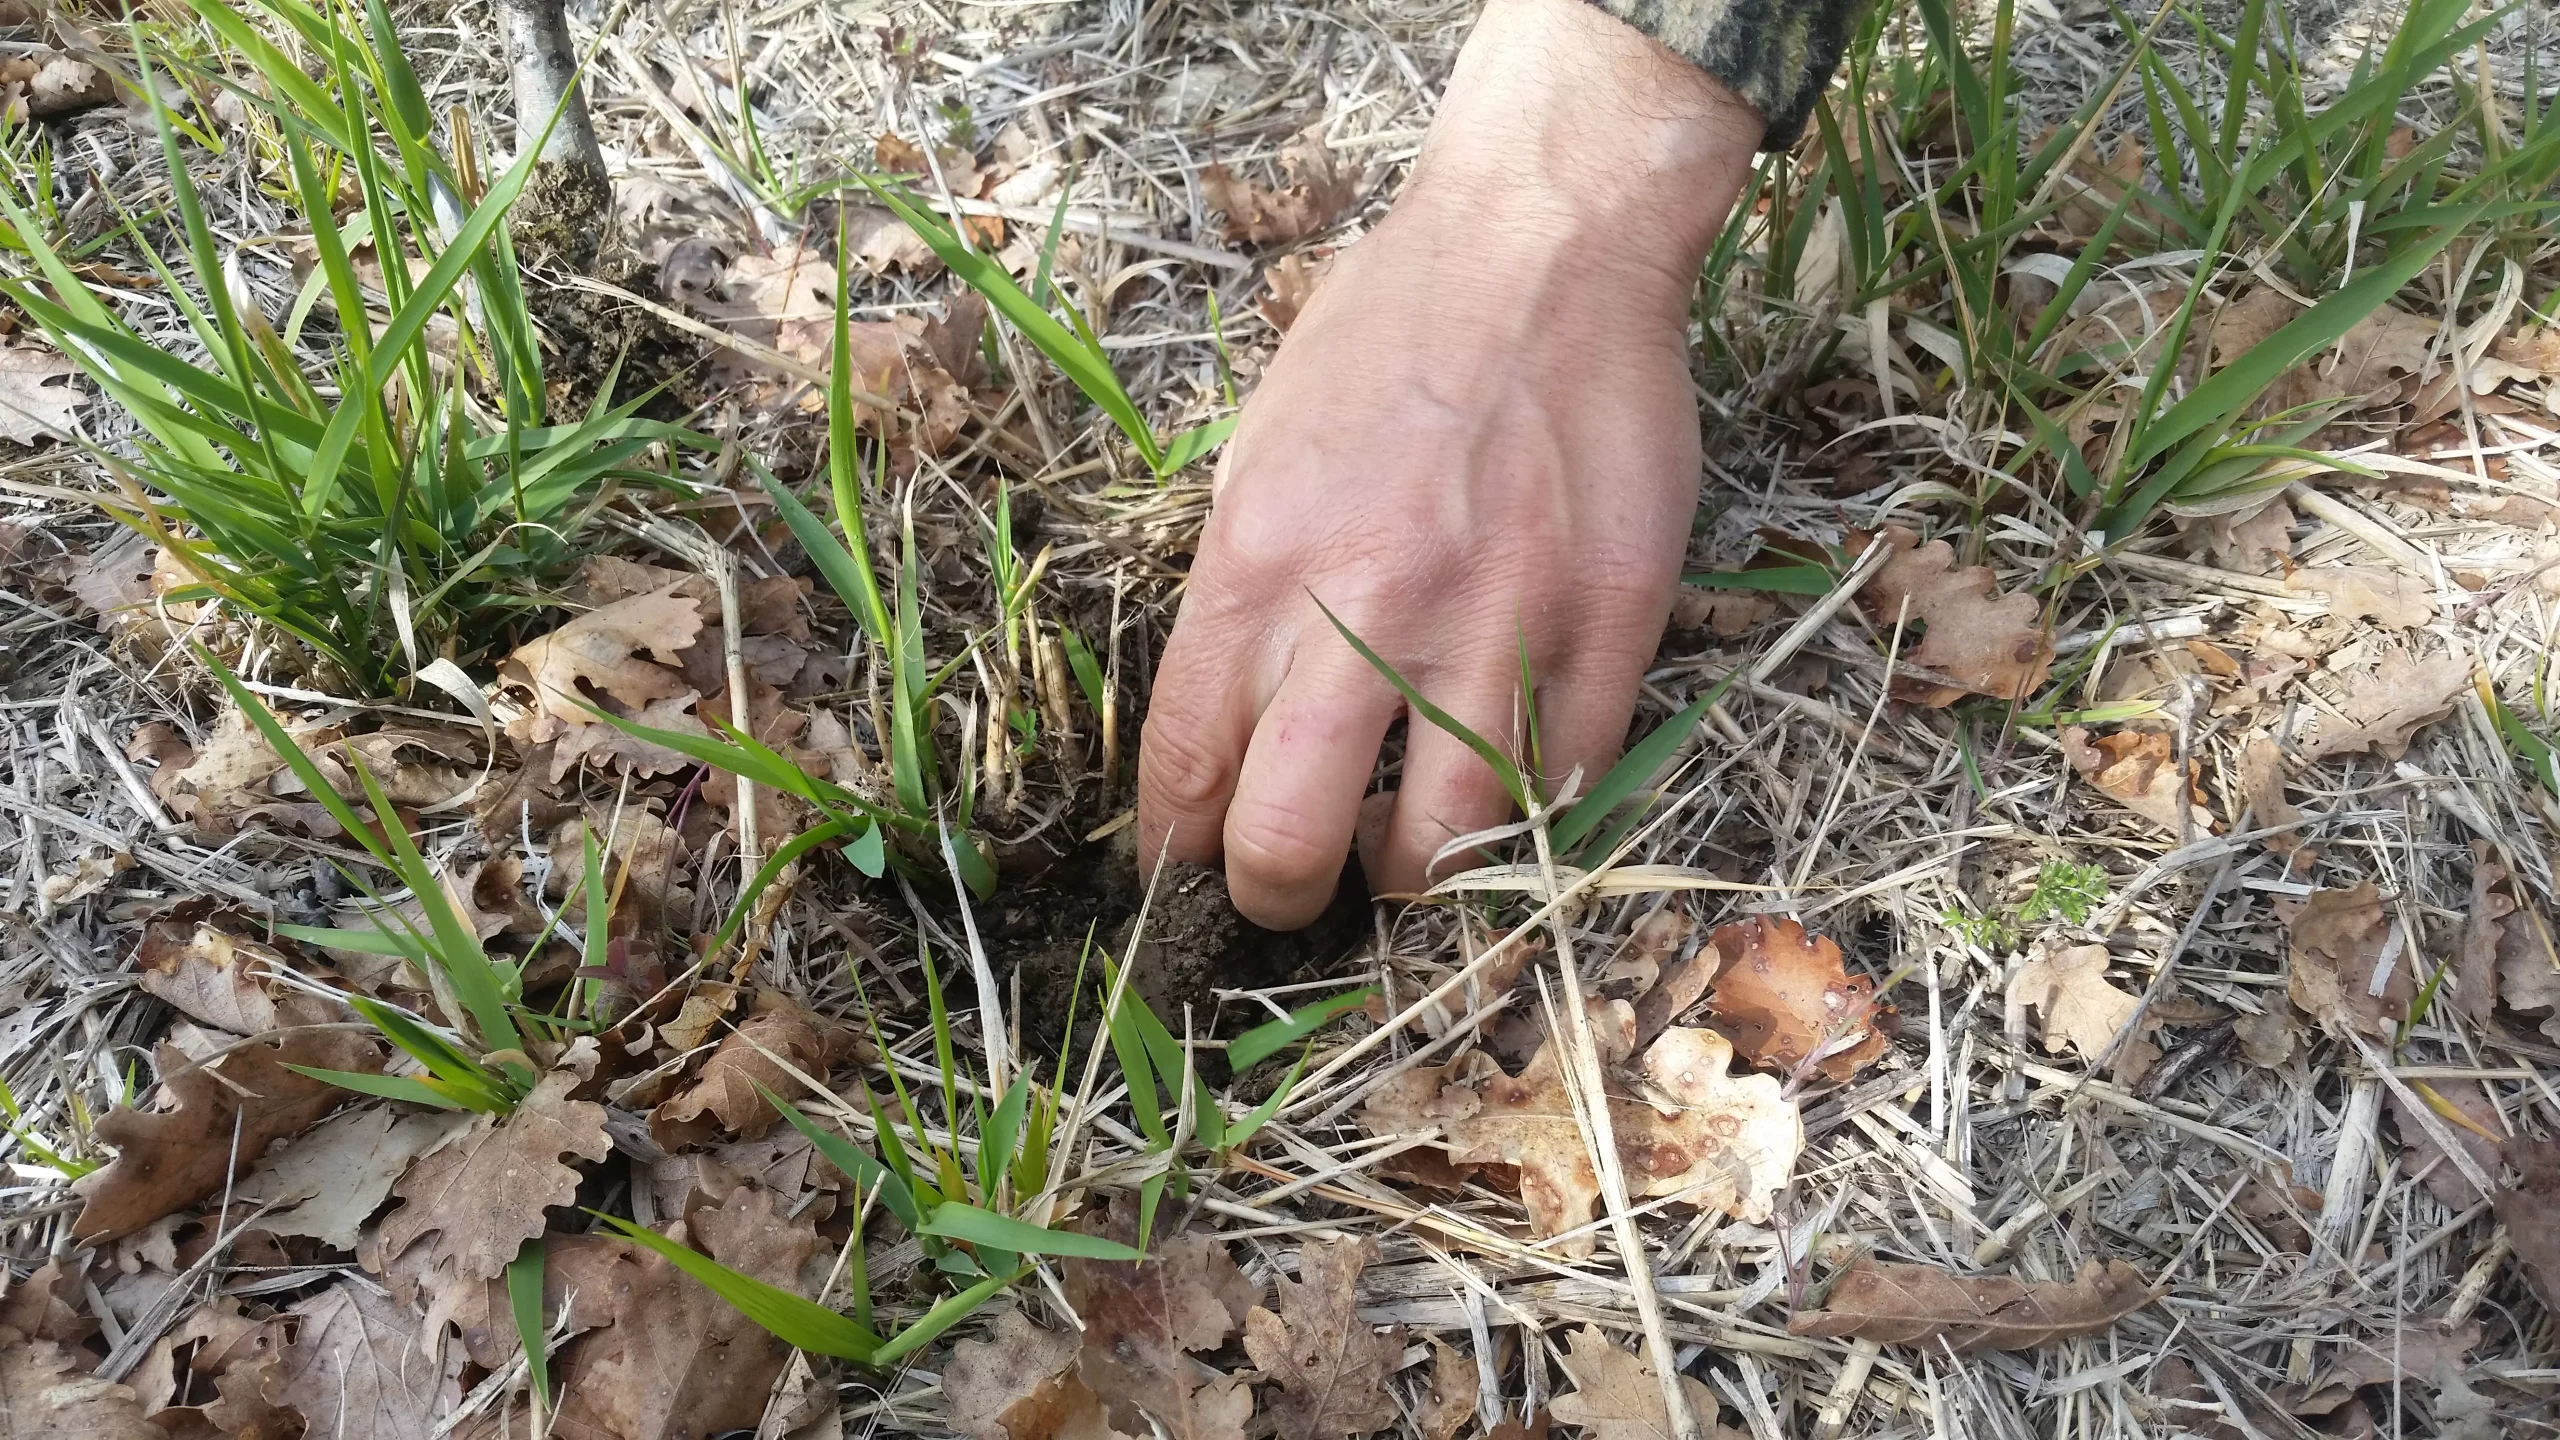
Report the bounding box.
[1581,0,1868,150]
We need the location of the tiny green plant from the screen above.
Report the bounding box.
[2018,859,2111,928]
[0,1075,99,1179]
[2,0,702,695]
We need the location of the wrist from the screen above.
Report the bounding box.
[1406,0,1760,308]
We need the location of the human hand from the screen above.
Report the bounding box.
[1138,0,1763,928]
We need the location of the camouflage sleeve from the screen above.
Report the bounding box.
[1582,0,1868,150]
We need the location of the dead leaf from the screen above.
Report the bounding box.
[1256,251,1333,332]
[236,1106,470,1251]
[2061,727,2213,836]
[2496,1137,2560,1314]
[2386,1081,2501,1209]
[650,1000,833,1150]
[159,703,340,835]
[843,204,939,276]
[0,1331,158,1438]
[2233,1007,2300,1068]
[273,1281,453,1440]
[4,55,114,117]
[546,1187,822,1440]
[1630,913,1714,1046]
[1548,1326,1731,1440]
[375,1068,611,1301]
[1786,1258,2157,1351]
[2295,649,2469,761]
[1703,915,1893,1081]
[2237,732,2311,861]
[2453,843,2514,1025]
[1416,1338,1476,1440]
[2187,497,2294,571]
[2279,882,2411,1040]
[1062,1198,1257,1440]
[0,341,84,444]
[72,1031,380,1244]
[2299,1321,2482,1411]
[0,1260,93,1347]
[2007,943,2156,1083]
[136,913,317,1035]
[1361,1008,1802,1258]
[37,849,130,913]
[2285,567,2432,628]
[504,586,704,738]
[1200,128,1363,246]
[2053,135,2146,240]
[1243,1237,1404,1440]
[129,1296,294,1437]
[1857,525,2054,706]
[1486,1412,1551,1440]
[946,1310,1135,1440]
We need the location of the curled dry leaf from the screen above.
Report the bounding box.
[2279,882,2411,1041]
[2296,648,2469,762]
[375,1069,612,1300]
[945,1309,1135,1440]
[135,910,323,1036]
[2285,567,2433,629]
[0,1331,159,1439]
[1062,1197,1258,1440]
[0,1259,91,1346]
[1417,1337,1477,1440]
[1256,251,1333,332]
[2006,944,2157,1084]
[73,1031,381,1244]
[1361,1004,1802,1258]
[2238,732,2312,862]
[2453,842,2515,1025]
[1857,524,2054,706]
[1703,915,1893,1081]
[649,999,836,1150]
[2496,1137,2560,1315]
[1548,1326,1731,1440]
[129,1296,294,1437]
[1243,1236,1406,1440]
[2386,1080,2501,1209]
[273,1281,453,1440]
[236,1105,470,1252]
[2491,873,2560,1046]
[1200,126,1363,247]
[1786,1258,2158,1352]
[2061,728,2212,837]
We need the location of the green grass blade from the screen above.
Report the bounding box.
[759,466,889,648]
[593,1215,881,1362]
[917,1202,1146,1260]
[867,1268,1021,1367]
[507,1239,550,1411]
[1157,416,1237,474]
[1549,667,1743,855]
[760,1085,925,1235]
[282,1066,494,1112]
[1227,986,1376,1072]
[1312,596,1526,810]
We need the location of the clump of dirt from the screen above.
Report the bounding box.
[996,844,1367,1065]
[513,160,614,273]
[507,161,702,417]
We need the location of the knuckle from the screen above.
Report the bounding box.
[1224,798,1347,894]
[1137,715,1237,821]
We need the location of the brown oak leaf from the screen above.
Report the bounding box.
[0,1259,92,1346]
[503,586,704,739]
[237,1105,471,1251]
[2279,882,2412,1040]
[0,1330,158,1438]
[2454,843,2516,1025]
[2211,292,2441,414]
[1243,1236,1405,1440]
[1361,1007,1801,1258]
[73,1031,380,1244]
[1062,1198,1257,1440]
[375,1068,611,1297]
[1703,915,1893,1081]
[1548,1327,1732,1440]
[2296,649,2469,761]
[2006,943,2157,1083]
[2497,1137,2560,1315]
[946,1309,1135,1440]
[2061,728,2213,836]
[2386,1080,2501,1209]
[2284,566,2433,628]
[1786,1259,2157,1351]
[650,1001,834,1150]
[135,913,317,1035]
[1857,524,2053,706]
[1256,251,1334,332]
[1200,127,1363,247]
[129,1296,294,1437]
[1417,1338,1477,1440]
[273,1281,453,1440]
[2237,732,2312,861]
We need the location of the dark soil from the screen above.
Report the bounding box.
[510,160,702,418]
[992,843,1369,1068]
